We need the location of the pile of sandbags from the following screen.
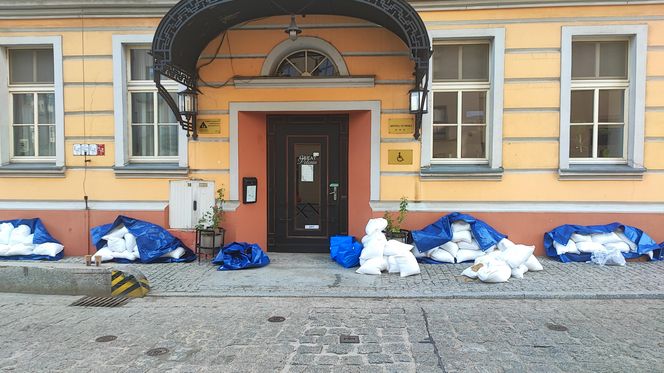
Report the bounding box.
[356,218,421,277]
[553,230,637,256]
[0,222,64,258]
[92,224,186,262]
[416,220,496,264]
[461,238,543,283]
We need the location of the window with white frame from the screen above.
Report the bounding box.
[8,48,55,160]
[569,40,629,162]
[431,42,490,162]
[126,47,179,161]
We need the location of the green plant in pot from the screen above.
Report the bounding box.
[195,187,226,251]
[383,196,410,243]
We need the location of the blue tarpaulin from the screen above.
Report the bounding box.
[544,223,662,262]
[0,218,63,261]
[330,235,363,268]
[91,215,195,263]
[411,212,507,254]
[212,242,270,270]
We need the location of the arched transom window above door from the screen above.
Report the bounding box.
[274,50,338,77]
[261,37,349,77]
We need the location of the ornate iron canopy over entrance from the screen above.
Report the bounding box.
[151,0,432,137]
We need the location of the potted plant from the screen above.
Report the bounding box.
[383,196,411,243]
[195,187,226,255]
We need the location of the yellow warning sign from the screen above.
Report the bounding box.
[388,149,413,165]
[388,118,415,134]
[197,118,221,134]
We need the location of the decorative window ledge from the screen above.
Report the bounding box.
[114,163,188,179]
[420,164,503,180]
[559,164,646,180]
[0,163,65,177]
[233,76,375,89]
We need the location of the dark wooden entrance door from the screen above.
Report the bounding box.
[267,115,349,253]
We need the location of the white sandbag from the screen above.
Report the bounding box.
[591,232,622,245]
[456,249,485,263]
[475,250,504,265]
[32,242,64,257]
[570,233,592,243]
[9,225,31,244]
[428,248,455,263]
[603,241,631,253]
[124,233,137,251]
[386,256,400,273]
[394,253,420,277]
[101,225,129,241]
[0,244,9,256]
[510,264,528,279]
[576,241,605,253]
[161,247,186,259]
[19,234,34,245]
[92,247,114,262]
[484,245,498,253]
[461,266,478,279]
[451,221,471,232]
[361,231,386,246]
[130,245,140,258]
[411,245,427,258]
[615,230,638,252]
[553,240,579,255]
[356,256,387,275]
[365,218,388,235]
[524,255,544,271]
[383,240,413,256]
[477,261,511,283]
[497,238,516,251]
[458,240,481,251]
[502,244,535,269]
[439,241,459,257]
[112,250,137,261]
[590,247,626,266]
[106,237,127,253]
[0,223,14,245]
[452,230,472,244]
[6,243,34,256]
[359,240,385,264]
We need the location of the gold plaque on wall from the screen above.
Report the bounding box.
[388,118,415,134]
[196,118,221,134]
[388,149,413,165]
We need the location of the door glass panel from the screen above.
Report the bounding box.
[294,143,321,231]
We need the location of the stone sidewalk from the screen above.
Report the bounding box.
[63,253,664,299]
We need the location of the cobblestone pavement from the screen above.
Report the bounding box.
[63,253,664,299]
[0,293,662,372]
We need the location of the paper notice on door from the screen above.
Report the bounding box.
[305,225,320,230]
[301,164,314,182]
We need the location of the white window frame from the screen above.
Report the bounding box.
[560,25,647,170]
[421,28,505,170]
[0,36,64,167]
[112,34,187,168]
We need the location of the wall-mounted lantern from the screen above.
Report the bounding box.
[285,15,302,41]
[178,87,198,139]
[409,88,428,114]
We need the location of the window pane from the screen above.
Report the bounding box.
[311,58,337,76]
[461,44,489,81]
[461,126,486,158]
[9,49,34,84]
[569,125,593,158]
[572,42,596,79]
[13,94,34,124]
[13,126,35,157]
[598,125,624,158]
[432,45,459,81]
[157,93,177,123]
[599,41,627,78]
[433,92,457,124]
[570,90,594,123]
[38,93,55,124]
[433,126,457,158]
[462,91,486,124]
[38,125,56,157]
[158,125,178,157]
[130,49,154,80]
[131,92,154,123]
[598,89,624,123]
[36,49,54,83]
[131,125,154,156]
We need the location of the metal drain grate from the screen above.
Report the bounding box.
[546,323,568,332]
[71,296,130,308]
[340,335,360,344]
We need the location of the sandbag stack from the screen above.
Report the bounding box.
[0,222,64,258]
[356,218,421,277]
[553,230,638,256]
[419,220,494,264]
[461,238,543,283]
[92,224,186,262]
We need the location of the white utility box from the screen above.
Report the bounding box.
[169,180,215,229]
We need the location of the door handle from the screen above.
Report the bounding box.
[329,183,339,201]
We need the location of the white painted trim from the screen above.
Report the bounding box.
[421,28,505,170]
[0,200,168,211]
[559,25,648,170]
[370,200,664,213]
[260,37,349,76]
[0,36,64,167]
[229,101,381,201]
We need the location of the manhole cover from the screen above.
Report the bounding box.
[146,348,169,357]
[268,316,285,323]
[546,323,568,332]
[340,335,360,344]
[71,296,129,308]
[95,335,117,343]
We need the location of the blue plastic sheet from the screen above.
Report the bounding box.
[544,223,662,262]
[330,236,363,268]
[411,212,507,253]
[91,215,195,263]
[0,218,63,261]
[212,242,270,270]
